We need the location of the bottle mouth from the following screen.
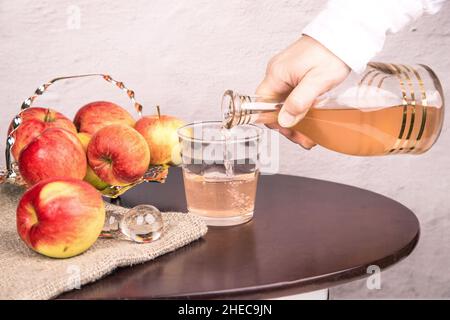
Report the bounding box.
[221,90,236,129]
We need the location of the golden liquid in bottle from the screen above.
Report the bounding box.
[292,105,443,156]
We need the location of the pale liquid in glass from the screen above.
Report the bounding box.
[182,167,258,220]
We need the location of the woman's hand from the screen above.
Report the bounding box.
[256,35,350,149]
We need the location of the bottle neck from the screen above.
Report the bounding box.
[221,90,281,128]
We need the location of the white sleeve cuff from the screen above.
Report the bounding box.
[302,0,446,73]
[302,5,385,73]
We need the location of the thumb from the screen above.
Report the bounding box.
[278,72,329,128]
[255,74,292,100]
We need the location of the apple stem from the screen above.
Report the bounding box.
[156,105,161,119]
[44,108,52,122]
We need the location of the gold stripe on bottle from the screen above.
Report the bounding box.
[398,65,416,153]
[376,76,389,88]
[368,62,396,75]
[387,63,409,154]
[358,69,378,86]
[410,66,428,151]
[366,71,382,86]
[362,64,388,101]
[366,64,390,100]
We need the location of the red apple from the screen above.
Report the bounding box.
[77,132,109,190]
[16,178,105,258]
[9,107,77,160]
[19,128,87,186]
[134,109,185,165]
[74,101,135,135]
[87,124,150,186]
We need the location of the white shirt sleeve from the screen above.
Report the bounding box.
[302,0,446,73]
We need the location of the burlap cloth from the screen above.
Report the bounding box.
[0,183,207,300]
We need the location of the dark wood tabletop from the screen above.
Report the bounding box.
[59,167,419,299]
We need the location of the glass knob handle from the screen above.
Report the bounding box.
[100,204,163,243]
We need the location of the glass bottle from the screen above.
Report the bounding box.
[222,62,445,156]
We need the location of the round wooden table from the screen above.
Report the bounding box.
[59,167,419,299]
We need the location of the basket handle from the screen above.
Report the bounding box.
[5,73,144,181]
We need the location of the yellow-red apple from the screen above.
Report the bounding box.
[19,128,87,186]
[87,124,150,186]
[77,132,109,190]
[16,178,105,258]
[77,132,92,152]
[74,101,135,135]
[134,109,185,165]
[84,166,109,190]
[9,107,77,160]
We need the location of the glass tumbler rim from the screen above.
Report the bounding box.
[177,120,263,144]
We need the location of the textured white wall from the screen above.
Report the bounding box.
[1,0,450,298]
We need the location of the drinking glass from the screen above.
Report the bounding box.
[178,121,262,226]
